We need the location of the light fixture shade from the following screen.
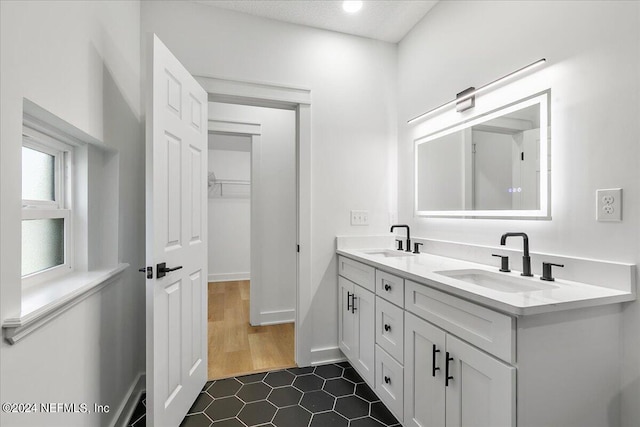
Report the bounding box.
[343,1,363,14]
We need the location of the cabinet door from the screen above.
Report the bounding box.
[338,277,355,360]
[445,335,515,427]
[404,313,446,427]
[353,284,375,386]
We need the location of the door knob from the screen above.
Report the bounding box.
[156,262,183,278]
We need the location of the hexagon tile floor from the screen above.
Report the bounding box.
[127,361,401,427]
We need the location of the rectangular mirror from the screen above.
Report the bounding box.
[415,92,550,218]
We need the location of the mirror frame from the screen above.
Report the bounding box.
[414,92,550,219]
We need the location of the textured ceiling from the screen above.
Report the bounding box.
[193,0,439,43]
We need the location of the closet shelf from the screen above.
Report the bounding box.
[212,179,250,186]
[208,172,250,198]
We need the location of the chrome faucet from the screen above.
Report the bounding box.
[500,232,533,277]
[390,224,411,253]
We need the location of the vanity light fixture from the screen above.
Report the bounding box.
[343,0,363,13]
[407,58,547,124]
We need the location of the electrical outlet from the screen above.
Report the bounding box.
[351,210,369,226]
[596,188,622,222]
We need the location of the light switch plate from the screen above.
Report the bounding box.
[351,210,369,226]
[596,188,622,222]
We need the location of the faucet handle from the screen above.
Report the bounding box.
[541,262,564,281]
[492,254,511,272]
[395,239,404,251]
[413,242,424,254]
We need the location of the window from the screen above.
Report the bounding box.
[21,127,73,284]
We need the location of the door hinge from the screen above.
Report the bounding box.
[297,245,300,253]
[521,152,525,161]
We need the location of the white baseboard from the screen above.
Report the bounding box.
[208,272,250,282]
[111,372,145,427]
[259,309,295,326]
[310,346,346,366]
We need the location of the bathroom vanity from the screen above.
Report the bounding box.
[336,240,635,427]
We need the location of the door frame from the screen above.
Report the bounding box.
[207,119,263,326]
[196,75,312,367]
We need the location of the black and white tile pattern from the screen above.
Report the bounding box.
[128,362,400,427]
[128,392,146,426]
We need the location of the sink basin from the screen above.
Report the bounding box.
[359,249,416,258]
[434,269,558,293]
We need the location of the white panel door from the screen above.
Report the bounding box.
[445,335,515,427]
[353,284,375,386]
[404,313,446,427]
[146,34,208,427]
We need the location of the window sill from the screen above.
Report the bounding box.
[2,263,129,344]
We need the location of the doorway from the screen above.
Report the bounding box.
[207,102,297,379]
[196,74,313,369]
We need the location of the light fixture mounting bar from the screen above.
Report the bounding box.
[456,87,475,112]
[407,58,547,124]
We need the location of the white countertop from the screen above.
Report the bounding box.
[337,248,635,316]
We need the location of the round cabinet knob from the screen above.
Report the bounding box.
[384,376,391,384]
[384,324,391,332]
[384,284,391,291]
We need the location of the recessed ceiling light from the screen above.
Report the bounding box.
[343,1,363,14]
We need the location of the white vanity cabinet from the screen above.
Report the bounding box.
[404,311,515,427]
[337,251,625,427]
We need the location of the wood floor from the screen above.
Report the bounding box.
[208,280,295,380]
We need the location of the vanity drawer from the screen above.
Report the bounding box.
[338,256,375,292]
[376,270,404,307]
[375,344,404,422]
[405,280,515,363]
[376,297,404,363]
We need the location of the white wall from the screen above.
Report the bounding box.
[0,1,145,426]
[397,1,640,425]
[209,103,297,324]
[208,143,251,282]
[142,1,398,357]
